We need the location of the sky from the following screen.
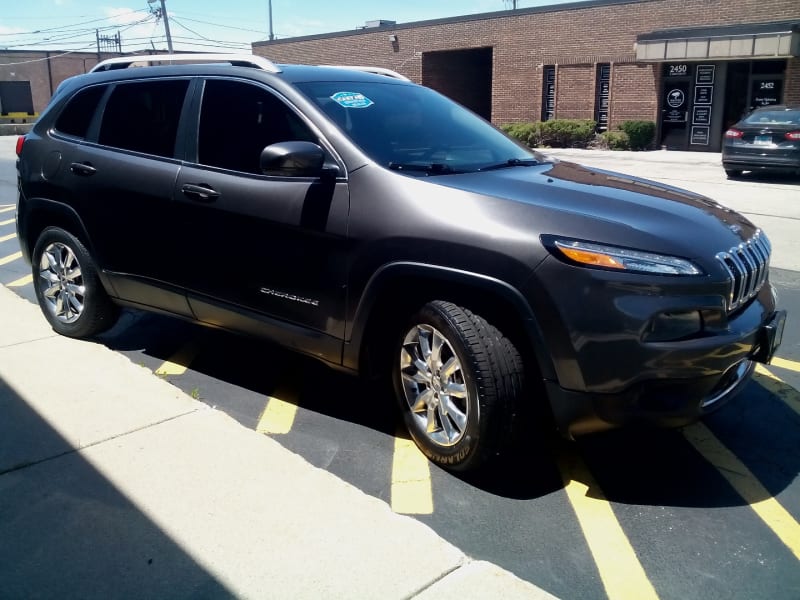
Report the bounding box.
[1,0,588,54]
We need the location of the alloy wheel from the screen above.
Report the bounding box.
[38,241,85,324]
[399,323,470,447]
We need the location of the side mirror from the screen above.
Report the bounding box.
[260,141,334,178]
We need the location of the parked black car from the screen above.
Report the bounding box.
[722,104,800,178]
[15,54,786,472]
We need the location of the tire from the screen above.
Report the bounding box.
[392,300,524,472]
[725,168,742,178]
[32,227,119,338]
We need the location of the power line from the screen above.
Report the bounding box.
[2,20,154,48]
[0,45,99,65]
[173,15,267,36]
[0,9,150,37]
[168,17,249,47]
[1,15,156,50]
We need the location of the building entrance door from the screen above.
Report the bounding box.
[660,76,690,149]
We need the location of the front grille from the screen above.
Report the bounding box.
[716,229,771,312]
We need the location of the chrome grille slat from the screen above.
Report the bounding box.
[716,229,771,312]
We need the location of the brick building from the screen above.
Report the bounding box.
[2,0,798,151]
[253,0,800,152]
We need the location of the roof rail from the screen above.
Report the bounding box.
[324,65,410,81]
[90,53,281,73]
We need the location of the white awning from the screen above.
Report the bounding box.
[636,21,800,62]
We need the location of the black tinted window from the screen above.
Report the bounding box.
[197,79,316,174]
[54,85,107,138]
[99,79,189,157]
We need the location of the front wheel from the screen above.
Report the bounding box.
[392,301,524,472]
[32,227,119,338]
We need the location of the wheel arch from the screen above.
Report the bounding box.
[20,198,95,264]
[345,262,557,385]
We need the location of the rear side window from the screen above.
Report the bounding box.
[743,109,800,126]
[54,85,107,139]
[197,79,316,174]
[99,79,189,158]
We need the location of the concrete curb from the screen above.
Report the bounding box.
[0,123,34,136]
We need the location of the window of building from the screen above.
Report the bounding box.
[98,79,189,158]
[595,64,610,132]
[54,85,107,139]
[197,79,316,174]
[541,66,556,122]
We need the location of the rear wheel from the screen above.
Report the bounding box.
[393,300,524,472]
[32,227,119,338]
[725,168,743,178]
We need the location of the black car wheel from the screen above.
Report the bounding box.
[725,168,743,178]
[393,300,524,472]
[32,227,119,338]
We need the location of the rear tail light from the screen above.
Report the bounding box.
[15,135,25,156]
[785,131,800,141]
[724,129,743,139]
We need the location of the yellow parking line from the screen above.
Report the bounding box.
[0,218,14,226]
[0,232,16,243]
[391,431,433,515]
[754,365,800,418]
[256,394,298,435]
[6,274,32,287]
[0,206,15,214]
[0,251,22,266]
[154,342,198,376]
[560,451,659,600]
[769,357,800,374]
[684,422,800,561]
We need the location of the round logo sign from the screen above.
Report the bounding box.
[667,89,685,108]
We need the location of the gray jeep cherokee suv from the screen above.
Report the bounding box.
[15,54,786,472]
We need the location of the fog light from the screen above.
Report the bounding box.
[644,310,702,342]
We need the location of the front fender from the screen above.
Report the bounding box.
[342,261,557,383]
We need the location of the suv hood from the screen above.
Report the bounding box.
[432,160,757,245]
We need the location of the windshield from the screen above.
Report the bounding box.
[296,80,537,174]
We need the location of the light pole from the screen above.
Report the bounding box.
[148,0,174,52]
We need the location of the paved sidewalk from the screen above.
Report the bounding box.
[0,284,557,599]
[540,147,724,167]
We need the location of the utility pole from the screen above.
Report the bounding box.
[148,0,174,52]
[268,0,275,41]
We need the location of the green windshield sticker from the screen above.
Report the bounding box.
[331,91,374,108]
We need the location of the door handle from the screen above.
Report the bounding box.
[69,162,97,176]
[181,183,220,202]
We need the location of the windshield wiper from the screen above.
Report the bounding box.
[478,158,539,171]
[388,162,458,175]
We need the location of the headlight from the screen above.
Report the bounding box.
[551,239,703,275]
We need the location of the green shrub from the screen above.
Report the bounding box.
[501,122,542,147]
[502,119,598,148]
[599,130,630,150]
[618,120,656,150]
[540,119,597,148]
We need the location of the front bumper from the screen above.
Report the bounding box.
[546,307,786,437]
[525,253,783,437]
[546,358,756,436]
